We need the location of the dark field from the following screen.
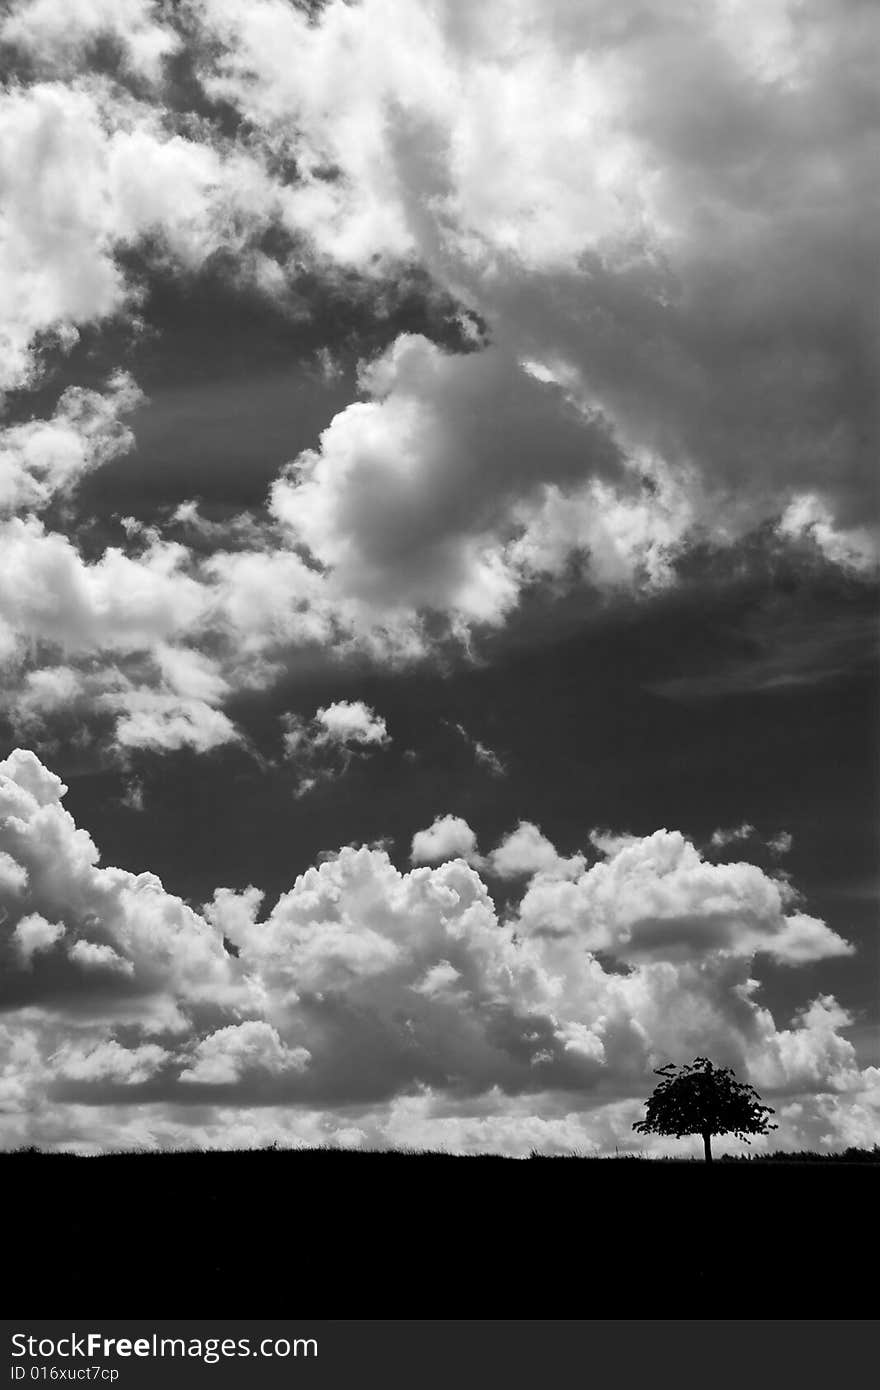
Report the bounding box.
[5,1148,877,1318]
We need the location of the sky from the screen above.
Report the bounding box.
[0,0,877,1157]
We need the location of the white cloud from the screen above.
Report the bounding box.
[179,1022,310,1085]
[489,821,584,880]
[280,699,390,794]
[8,666,89,729]
[0,0,871,741]
[68,939,134,975]
[0,0,873,747]
[1,0,180,83]
[0,76,279,395]
[0,372,142,514]
[0,747,246,1031]
[0,518,210,658]
[269,334,625,628]
[54,1038,168,1084]
[111,691,241,754]
[777,494,878,575]
[0,850,28,896]
[196,0,878,571]
[515,827,854,967]
[472,741,505,776]
[13,911,65,965]
[0,0,875,1145]
[411,960,463,999]
[313,701,389,748]
[410,814,482,867]
[0,750,874,1152]
[382,1090,602,1158]
[711,824,795,859]
[711,823,756,849]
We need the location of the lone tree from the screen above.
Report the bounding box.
[633,1057,777,1161]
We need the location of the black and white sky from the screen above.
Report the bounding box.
[0,0,877,1156]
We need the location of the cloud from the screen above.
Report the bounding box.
[0,747,245,1033]
[312,701,389,749]
[1,0,180,83]
[0,518,209,659]
[0,0,874,757]
[185,0,879,555]
[179,1023,310,1085]
[280,700,390,795]
[488,821,584,880]
[0,372,142,514]
[768,831,793,858]
[0,72,283,396]
[778,495,878,576]
[13,912,66,965]
[453,723,506,777]
[709,825,794,860]
[0,5,875,1156]
[111,691,241,754]
[53,1038,168,1084]
[119,779,145,812]
[710,823,756,849]
[410,814,482,866]
[515,828,853,966]
[0,3,873,750]
[269,333,625,627]
[3,645,241,758]
[68,939,134,975]
[0,749,874,1151]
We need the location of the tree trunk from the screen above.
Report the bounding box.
[703,1132,713,1163]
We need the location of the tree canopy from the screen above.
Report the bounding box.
[633,1056,777,1160]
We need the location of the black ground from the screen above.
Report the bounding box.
[5,1149,876,1317]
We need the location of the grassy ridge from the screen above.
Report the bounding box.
[7,1143,879,1160]
[5,1147,876,1317]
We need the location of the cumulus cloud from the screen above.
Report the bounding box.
[3,650,241,758]
[0,74,285,396]
[311,701,389,749]
[0,750,875,1152]
[0,518,209,660]
[112,691,240,754]
[410,814,482,867]
[515,828,853,966]
[68,939,134,975]
[53,1038,169,1085]
[489,822,584,880]
[179,1023,310,1085]
[0,747,244,1032]
[13,912,66,965]
[270,334,626,626]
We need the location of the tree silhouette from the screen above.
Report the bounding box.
[633,1057,777,1161]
